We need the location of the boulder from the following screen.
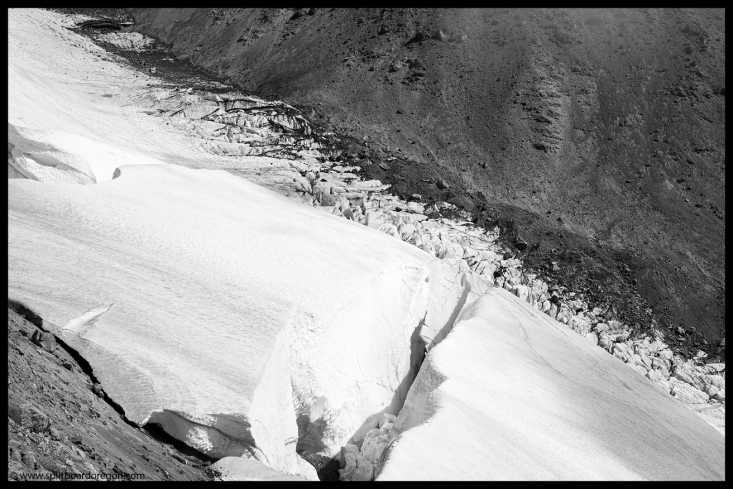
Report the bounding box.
[31,330,56,352]
[8,398,51,432]
[21,452,37,468]
[432,29,450,42]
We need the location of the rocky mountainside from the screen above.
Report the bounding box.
[128,8,725,349]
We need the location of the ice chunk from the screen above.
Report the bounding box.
[361,428,391,465]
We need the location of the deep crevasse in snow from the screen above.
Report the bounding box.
[8,9,485,477]
[9,162,480,474]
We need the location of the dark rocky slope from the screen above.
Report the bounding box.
[128,8,725,350]
[7,302,219,481]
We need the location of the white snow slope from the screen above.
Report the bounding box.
[8,160,450,471]
[379,288,725,480]
[8,8,472,478]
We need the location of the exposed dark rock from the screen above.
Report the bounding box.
[92,383,105,398]
[21,451,37,468]
[31,329,56,352]
[432,29,449,42]
[8,398,51,432]
[7,305,217,481]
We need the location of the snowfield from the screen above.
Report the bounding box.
[8,9,471,478]
[8,161,455,474]
[8,9,725,481]
[379,288,725,480]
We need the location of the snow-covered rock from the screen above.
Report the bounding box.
[379,288,725,480]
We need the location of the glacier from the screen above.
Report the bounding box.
[9,9,477,478]
[8,8,725,481]
[379,288,725,480]
[8,162,462,474]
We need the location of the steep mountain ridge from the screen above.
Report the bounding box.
[128,8,725,347]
